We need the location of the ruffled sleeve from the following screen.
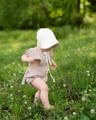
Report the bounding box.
[23,48,32,57]
[23,47,43,60]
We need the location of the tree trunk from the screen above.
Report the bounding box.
[83,0,86,17]
[77,0,80,13]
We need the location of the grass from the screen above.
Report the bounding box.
[0,26,96,120]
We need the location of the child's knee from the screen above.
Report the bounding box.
[41,85,49,91]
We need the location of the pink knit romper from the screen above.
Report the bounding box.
[22,47,53,85]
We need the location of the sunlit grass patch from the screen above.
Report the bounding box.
[0,26,96,120]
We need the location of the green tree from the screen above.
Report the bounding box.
[88,0,96,12]
[0,0,31,29]
[0,0,85,29]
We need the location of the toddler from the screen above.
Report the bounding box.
[21,28,59,110]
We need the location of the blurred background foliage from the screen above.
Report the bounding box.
[0,0,96,30]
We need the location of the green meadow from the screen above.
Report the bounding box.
[0,26,96,120]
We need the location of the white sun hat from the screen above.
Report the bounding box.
[37,28,59,49]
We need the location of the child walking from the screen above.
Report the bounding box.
[21,28,59,110]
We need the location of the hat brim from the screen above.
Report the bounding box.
[40,40,59,49]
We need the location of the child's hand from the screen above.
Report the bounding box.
[50,59,58,70]
[50,64,58,70]
[27,57,35,62]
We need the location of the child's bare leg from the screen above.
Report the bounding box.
[34,91,40,104]
[31,77,54,110]
[35,91,40,100]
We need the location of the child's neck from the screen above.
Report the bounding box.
[37,46,51,52]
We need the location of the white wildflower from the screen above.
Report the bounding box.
[64,116,68,120]
[63,84,66,87]
[17,64,21,66]
[82,96,86,101]
[89,89,92,92]
[84,90,87,94]
[24,101,27,104]
[77,48,80,52]
[18,90,20,93]
[90,109,95,114]
[11,97,14,100]
[85,93,89,97]
[87,73,90,76]
[10,94,13,97]
[86,71,90,73]
[28,107,31,110]
[10,86,13,88]
[13,73,16,77]
[71,100,74,103]
[72,112,77,115]
[23,95,27,98]
[12,62,15,65]
[1,87,4,90]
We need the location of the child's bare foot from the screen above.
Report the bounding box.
[44,105,55,110]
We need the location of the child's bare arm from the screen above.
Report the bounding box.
[21,54,35,63]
